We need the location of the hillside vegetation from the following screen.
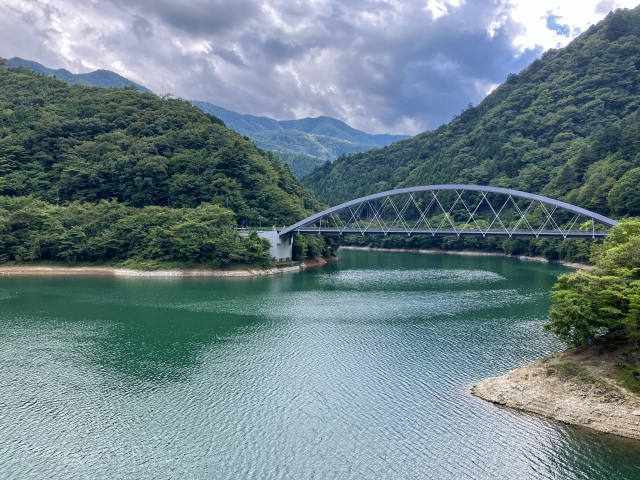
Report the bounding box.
[547,219,640,347]
[304,7,640,219]
[302,7,640,262]
[0,60,329,266]
[274,151,328,179]
[5,59,410,180]
[0,197,273,267]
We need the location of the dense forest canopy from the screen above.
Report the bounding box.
[7,58,410,180]
[274,151,327,179]
[0,59,330,265]
[303,7,640,221]
[0,60,320,225]
[0,197,273,267]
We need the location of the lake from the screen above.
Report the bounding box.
[1,249,640,479]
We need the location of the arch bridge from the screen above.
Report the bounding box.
[276,186,617,254]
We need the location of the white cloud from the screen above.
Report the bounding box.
[425,0,464,20]
[509,0,637,53]
[0,0,635,135]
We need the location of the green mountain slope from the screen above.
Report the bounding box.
[4,60,410,180]
[277,116,409,147]
[8,57,150,92]
[276,152,330,179]
[251,130,375,161]
[303,7,640,221]
[190,102,280,134]
[0,60,328,266]
[193,101,411,177]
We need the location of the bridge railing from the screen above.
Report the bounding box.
[279,185,618,240]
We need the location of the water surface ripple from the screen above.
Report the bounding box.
[1,250,640,479]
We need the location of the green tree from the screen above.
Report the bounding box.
[0,59,331,265]
[608,168,640,216]
[545,219,640,346]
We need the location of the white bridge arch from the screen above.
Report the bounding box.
[279,185,618,240]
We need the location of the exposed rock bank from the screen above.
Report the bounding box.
[301,255,338,269]
[472,346,640,440]
[0,264,301,277]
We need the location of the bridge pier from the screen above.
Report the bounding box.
[256,230,293,262]
[239,230,293,262]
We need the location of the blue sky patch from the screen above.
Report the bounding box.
[546,14,571,37]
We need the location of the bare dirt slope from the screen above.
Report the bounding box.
[472,338,640,440]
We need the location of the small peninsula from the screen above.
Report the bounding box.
[472,336,640,440]
[474,219,640,441]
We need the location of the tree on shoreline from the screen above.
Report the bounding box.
[0,59,340,265]
[546,219,640,346]
[0,197,274,266]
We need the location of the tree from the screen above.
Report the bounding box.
[0,60,330,265]
[545,219,640,346]
[608,168,640,216]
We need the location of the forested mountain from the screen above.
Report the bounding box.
[303,6,640,222]
[251,130,375,161]
[194,101,411,177]
[270,151,330,179]
[0,60,329,266]
[8,57,150,92]
[6,58,410,180]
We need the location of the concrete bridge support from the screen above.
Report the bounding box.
[255,230,293,262]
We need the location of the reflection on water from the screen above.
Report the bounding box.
[1,250,640,479]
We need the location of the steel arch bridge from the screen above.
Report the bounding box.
[279,185,618,241]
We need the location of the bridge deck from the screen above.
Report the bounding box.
[287,228,609,239]
[277,185,618,244]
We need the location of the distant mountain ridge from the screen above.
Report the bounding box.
[8,57,150,92]
[192,102,409,147]
[193,102,411,177]
[251,130,373,161]
[8,57,411,178]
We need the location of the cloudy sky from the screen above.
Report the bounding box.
[0,0,637,134]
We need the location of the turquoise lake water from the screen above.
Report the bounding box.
[1,249,640,479]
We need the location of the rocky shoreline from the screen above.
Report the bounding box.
[0,256,341,277]
[300,255,339,268]
[0,264,302,277]
[338,246,593,270]
[472,347,640,441]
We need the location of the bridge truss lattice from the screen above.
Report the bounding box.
[279,185,618,240]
